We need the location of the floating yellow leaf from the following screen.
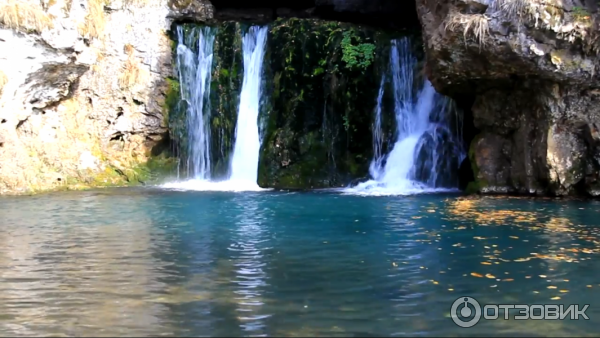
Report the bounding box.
[471,272,484,278]
[547,286,557,289]
[559,290,568,293]
[503,278,514,282]
[481,262,492,265]
[587,285,593,288]
[448,288,454,291]
[563,279,569,282]
[551,296,561,300]
[514,258,531,262]
[539,275,547,278]
[509,236,519,239]
[485,274,495,279]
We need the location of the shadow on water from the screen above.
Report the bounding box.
[1,189,600,336]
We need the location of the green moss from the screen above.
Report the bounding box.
[465,179,489,195]
[128,153,178,184]
[572,6,590,21]
[164,77,180,126]
[208,21,243,179]
[257,18,405,189]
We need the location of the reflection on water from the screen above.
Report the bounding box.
[230,195,270,335]
[0,190,600,336]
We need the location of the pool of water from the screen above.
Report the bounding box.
[1,188,599,336]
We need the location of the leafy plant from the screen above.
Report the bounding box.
[340,30,376,71]
[342,114,350,131]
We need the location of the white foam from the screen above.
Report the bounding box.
[161,179,270,192]
[341,182,458,197]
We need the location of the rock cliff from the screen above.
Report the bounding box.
[0,0,203,194]
[417,0,600,196]
[4,0,600,196]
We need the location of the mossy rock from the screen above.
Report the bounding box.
[258,18,413,189]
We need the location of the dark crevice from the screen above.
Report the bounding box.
[453,93,479,191]
[151,132,175,157]
[16,118,28,130]
[110,133,124,142]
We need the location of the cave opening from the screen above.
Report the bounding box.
[170,0,480,191]
[209,0,422,32]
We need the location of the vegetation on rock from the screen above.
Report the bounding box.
[340,30,376,71]
[0,0,54,33]
[257,18,407,189]
[444,10,490,50]
[79,0,107,39]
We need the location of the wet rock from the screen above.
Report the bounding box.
[547,123,586,195]
[168,0,215,22]
[417,0,600,196]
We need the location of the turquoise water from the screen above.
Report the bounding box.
[1,189,600,336]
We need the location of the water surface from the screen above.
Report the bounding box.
[1,189,600,336]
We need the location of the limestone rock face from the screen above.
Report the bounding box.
[417,0,600,196]
[0,0,212,194]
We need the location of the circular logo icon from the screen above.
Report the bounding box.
[450,296,482,328]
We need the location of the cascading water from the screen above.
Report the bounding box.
[370,76,386,180]
[164,25,270,192]
[226,26,269,188]
[347,38,465,196]
[175,26,215,180]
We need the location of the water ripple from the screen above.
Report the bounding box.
[0,190,599,336]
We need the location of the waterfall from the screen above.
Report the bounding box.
[370,76,386,180]
[175,26,215,180]
[347,38,465,196]
[227,26,269,187]
[164,25,269,192]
